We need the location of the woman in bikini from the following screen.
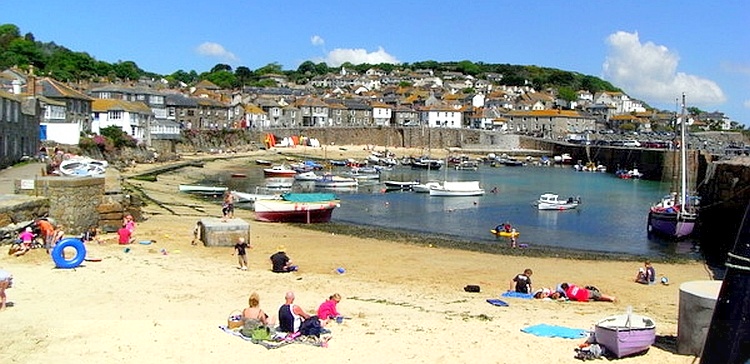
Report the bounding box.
[242,292,273,327]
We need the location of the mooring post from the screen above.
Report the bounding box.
[699,201,750,364]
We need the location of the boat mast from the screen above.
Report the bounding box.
[679,93,688,209]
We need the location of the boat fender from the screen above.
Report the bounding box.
[51,237,87,269]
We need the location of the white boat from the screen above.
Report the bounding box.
[265,178,294,189]
[314,174,358,188]
[58,158,108,177]
[178,185,228,194]
[429,181,485,197]
[231,190,281,203]
[454,160,479,171]
[294,171,322,181]
[536,193,580,210]
[344,168,380,180]
[412,181,441,193]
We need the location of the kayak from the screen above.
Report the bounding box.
[490,229,520,238]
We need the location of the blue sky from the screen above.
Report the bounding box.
[3,1,749,125]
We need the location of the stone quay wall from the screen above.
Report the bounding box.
[15,176,104,235]
[696,157,750,264]
[0,195,49,227]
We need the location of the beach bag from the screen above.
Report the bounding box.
[299,316,323,337]
[240,318,272,340]
[464,285,481,293]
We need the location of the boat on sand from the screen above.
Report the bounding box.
[253,192,340,223]
[594,311,656,358]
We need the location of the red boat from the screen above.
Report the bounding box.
[263,164,297,178]
[254,193,340,223]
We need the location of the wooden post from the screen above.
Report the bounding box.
[699,201,750,363]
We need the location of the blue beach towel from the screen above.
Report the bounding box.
[502,291,535,299]
[521,324,587,339]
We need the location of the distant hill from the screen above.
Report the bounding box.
[0,23,620,96]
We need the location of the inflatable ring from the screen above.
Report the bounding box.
[51,237,87,269]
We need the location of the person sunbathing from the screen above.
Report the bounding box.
[532,287,565,300]
[560,283,616,302]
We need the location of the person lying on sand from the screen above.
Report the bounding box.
[559,283,616,302]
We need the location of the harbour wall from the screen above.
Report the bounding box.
[695,157,750,265]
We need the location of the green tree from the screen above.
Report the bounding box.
[255,62,283,75]
[204,70,237,89]
[234,66,253,85]
[211,63,232,73]
[296,60,317,75]
[456,60,481,76]
[111,60,142,81]
[557,87,577,102]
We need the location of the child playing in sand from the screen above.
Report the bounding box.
[509,268,533,294]
[635,260,656,284]
[233,237,251,270]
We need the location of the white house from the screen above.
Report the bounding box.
[91,99,153,144]
[419,104,464,128]
[370,101,392,126]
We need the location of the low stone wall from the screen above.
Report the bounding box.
[0,195,50,226]
[15,176,104,235]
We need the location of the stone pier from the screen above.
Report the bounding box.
[197,217,250,247]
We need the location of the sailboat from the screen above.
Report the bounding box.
[647,94,699,239]
[428,155,485,196]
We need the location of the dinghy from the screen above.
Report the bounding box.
[594,311,655,358]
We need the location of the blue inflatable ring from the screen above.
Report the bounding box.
[52,237,87,269]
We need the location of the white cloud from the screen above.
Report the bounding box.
[602,31,725,106]
[195,42,238,62]
[320,47,400,67]
[311,35,325,46]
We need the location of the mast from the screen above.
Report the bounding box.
[679,93,688,209]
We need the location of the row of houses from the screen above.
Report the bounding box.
[0,66,735,159]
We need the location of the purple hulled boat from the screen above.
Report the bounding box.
[594,312,656,358]
[647,94,699,239]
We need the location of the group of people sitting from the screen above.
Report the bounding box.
[238,291,344,340]
[509,268,617,302]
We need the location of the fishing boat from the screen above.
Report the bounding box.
[314,174,358,188]
[263,164,298,178]
[429,181,485,197]
[178,185,228,194]
[253,192,340,223]
[343,168,380,180]
[647,94,699,239]
[255,159,273,166]
[535,193,581,210]
[594,311,656,358]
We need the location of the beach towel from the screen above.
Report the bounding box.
[218,325,328,349]
[520,324,587,339]
[501,291,534,299]
[486,299,509,307]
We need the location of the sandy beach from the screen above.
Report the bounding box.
[0,145,714,363]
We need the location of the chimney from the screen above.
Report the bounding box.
[11,80,21,94]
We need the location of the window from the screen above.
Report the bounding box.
[109,110,123,119]
[137,95,145,100]
[99,92,111,99]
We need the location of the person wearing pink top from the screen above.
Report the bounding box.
[13,227,35,256]
[560,283,616,302]
[317,293,342,323]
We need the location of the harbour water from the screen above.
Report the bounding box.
[203,163,700,259]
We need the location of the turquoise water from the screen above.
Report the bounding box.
[206,163,699,258]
